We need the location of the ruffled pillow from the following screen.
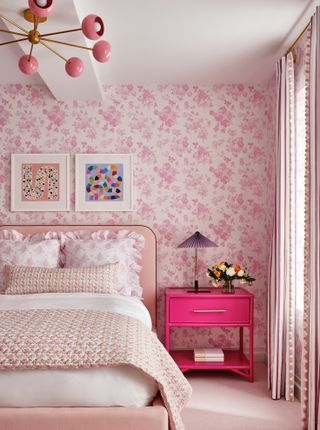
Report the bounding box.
[0,229,26,241]
[0,235,61,292]
[4,263,119,295]
[61,230,144,297]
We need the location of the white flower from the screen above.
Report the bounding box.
[237,269,244,277]
[219,264,226,272]
[226,267,236,277]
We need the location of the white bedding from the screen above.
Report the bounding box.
[0,293,158,407]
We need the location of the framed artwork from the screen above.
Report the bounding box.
[11,153,70,212]
[75,153,134,211]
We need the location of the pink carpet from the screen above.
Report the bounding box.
[182,363,301,430]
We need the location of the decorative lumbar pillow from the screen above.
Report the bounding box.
[4,263,119,295]
[0,239,61,292]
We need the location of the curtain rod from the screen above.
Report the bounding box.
[286,22,311,55]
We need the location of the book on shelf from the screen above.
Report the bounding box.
[194,347,224,362]
[194,357,224,362]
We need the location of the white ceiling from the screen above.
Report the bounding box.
[0,0,317,99]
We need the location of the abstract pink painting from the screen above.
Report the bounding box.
[21,163,60,201]
[11,153,70,212]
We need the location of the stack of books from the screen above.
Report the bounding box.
[194,348,224,362]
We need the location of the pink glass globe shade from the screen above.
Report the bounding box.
[65,57,84,78]
[93,40,111,63]
[28,0,54,18]
[18,55,38,75]
[82,15,104,40]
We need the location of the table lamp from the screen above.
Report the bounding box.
[177,231,217,293]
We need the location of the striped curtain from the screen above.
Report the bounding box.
[302,8,320,429]
[268,52,296,401]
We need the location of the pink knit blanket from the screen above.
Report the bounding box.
[0,309,191,430]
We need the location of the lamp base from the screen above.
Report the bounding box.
[187,289,211,293]
[188,280,210,293]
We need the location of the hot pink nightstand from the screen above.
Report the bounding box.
[165,287,254,382]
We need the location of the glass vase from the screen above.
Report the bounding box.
[223,279,235,294]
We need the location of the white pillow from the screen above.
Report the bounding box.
[0,239,60,292]
[63,239,142,297]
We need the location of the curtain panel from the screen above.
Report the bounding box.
[268,52,296,401]
[302,8,320,430]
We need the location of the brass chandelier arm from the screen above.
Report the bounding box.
[0,28,27,37]
[39,40,68,62]
[28,42,35,60]
[0,37,28,46]
[40,37,93,51]
[40,28,82,37]
[0,13,29,34]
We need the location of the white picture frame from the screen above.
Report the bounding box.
[11,153,70,212]
[75,153,134,212]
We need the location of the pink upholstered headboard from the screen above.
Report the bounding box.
[0,225,157,327]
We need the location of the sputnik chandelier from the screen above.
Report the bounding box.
[0,0,111,77]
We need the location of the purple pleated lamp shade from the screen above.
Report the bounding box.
[177,231,217,249]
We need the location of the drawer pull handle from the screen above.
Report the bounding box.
[193,309,226,313]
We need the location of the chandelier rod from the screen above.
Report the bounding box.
[0,38,28,46]
[39,39,67,62]
[34,15,39,33]
[0,28,27,37]
[41,37,92,51]
[28,15,39,60]
[40,28,82,37]
[0,13,29,34]
[28,41,35,59]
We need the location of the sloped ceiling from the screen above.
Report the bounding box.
[0,0,317,99]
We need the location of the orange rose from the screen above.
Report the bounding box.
[219,261,225,266]
[234,264,241,272]
[214,270,221,278]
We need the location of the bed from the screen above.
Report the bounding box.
[0,225,191,430]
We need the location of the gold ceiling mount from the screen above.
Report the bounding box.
[23,8,46,24]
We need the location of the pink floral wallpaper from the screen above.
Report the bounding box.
[0,82,275,353]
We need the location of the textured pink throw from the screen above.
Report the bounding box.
[0,309,191,430]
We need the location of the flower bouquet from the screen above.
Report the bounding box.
[207,262,255,294]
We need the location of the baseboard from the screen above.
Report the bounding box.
[255,347,267,363]
[242,347,266,363]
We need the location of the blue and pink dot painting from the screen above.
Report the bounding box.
[85,164,123,201]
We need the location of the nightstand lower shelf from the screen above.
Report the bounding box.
[171,350,251,377]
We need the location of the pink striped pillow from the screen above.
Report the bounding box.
[4,264,119,295]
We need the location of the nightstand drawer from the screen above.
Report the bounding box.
[169,297,250,324]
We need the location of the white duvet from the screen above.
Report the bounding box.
[0,293,158,407]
